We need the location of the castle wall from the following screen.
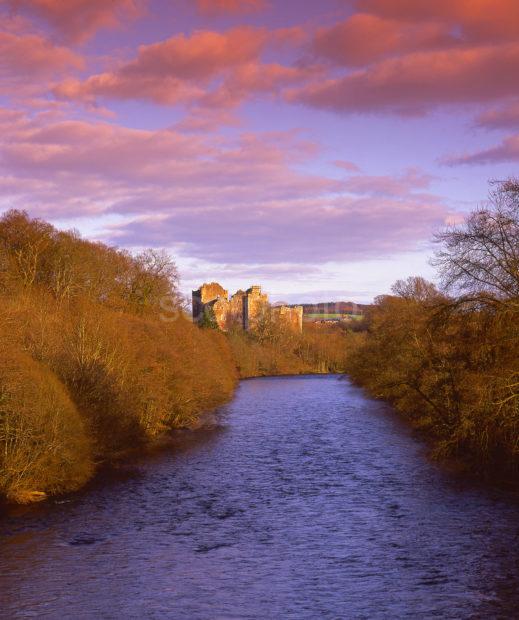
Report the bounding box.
[243,285,269,330]
[192,282,229,328]
[272,305,303,333]
[211,298,230,329]
[198,282,228,303]
[193,282,302,334]
[229,290,246,329]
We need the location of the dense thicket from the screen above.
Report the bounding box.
[346,181,519,477]
[0,210,351,503]
[0,210,237,503]
[229,320,348,378]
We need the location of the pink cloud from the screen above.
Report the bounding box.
[476,101,519,129]
[343,169,434,196]
[357,0,519,43]
[195,0,265,16]
[0,29,83,99]
[0,108,450,264]
[6,0,143,42]
[109,192,447,264]
[229,62,312,93]
[117,27,267,80]
[174,107,241,133]
[0,30,83,77]
[54,27,270,106]
[292,43,519,115]
[0,111,338,213]
[196,61,318,110]
[1,118,207,180]
[53,26,314,111]
[444,134,519,165]
[313,13,456,67]
[297,0,519,119]
[333,160,361,173]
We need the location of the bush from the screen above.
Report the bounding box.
[228,322,348,378]
[0,348,93,503]
[0,211,238,502]
[346,180,519,478]
[0,209,350,502]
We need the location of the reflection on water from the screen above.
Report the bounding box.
[2,376,519,619]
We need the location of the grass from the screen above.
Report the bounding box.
[305,313,363,320]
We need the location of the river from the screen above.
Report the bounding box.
[2,376,519,619]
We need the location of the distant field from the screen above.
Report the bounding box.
[305,313,363,321]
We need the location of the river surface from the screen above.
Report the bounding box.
[2,376,519,619]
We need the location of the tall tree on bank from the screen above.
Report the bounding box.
[434,180,519,306]
[347,179,519,477]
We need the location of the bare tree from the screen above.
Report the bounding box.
[434,179,519,305]
[124,249,181,313]
[0,210,54,288]
[391,276,442,304]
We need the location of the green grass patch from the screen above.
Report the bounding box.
[305,313,363,320]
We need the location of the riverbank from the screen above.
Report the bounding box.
[228,324,348,378]
[343,181,519,483]
[0,305,347,504]
[0,211,242,504]
[0,310,239,505]
[0,309,347,505]
[0,211,353,504]
[344,288,519,483]
[2,365,345,506]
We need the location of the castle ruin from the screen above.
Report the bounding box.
[271,304,304,333]
[192,283,303,333]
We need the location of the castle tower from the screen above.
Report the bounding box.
[192,282,229,329]
[229,290,246,329]
[272,305,304,333]
[243,285,269,330]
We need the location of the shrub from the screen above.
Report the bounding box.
[0,349,93,503]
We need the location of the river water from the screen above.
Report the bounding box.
[2,376,519,619]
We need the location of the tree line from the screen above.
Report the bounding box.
[0,210,349,503]
[227,315,349,378]
[6,174,510,503]
[0,210,238,503]
[346,180,519,478]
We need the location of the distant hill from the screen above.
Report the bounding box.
[289,302,370,315]
[285,301,371,323]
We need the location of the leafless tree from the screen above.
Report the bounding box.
[434,179,519,306]
[391,276,442,304]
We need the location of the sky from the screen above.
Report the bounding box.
[1,0,519,303]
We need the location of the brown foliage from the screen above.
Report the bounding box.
[347,182,519,478]
[0,347,93,502]
[0,211,237,502]
[0,210,355,502]
[228,321,349,378]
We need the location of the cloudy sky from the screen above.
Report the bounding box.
[1,0,518,302]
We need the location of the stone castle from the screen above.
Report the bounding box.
[192,283,303,333]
